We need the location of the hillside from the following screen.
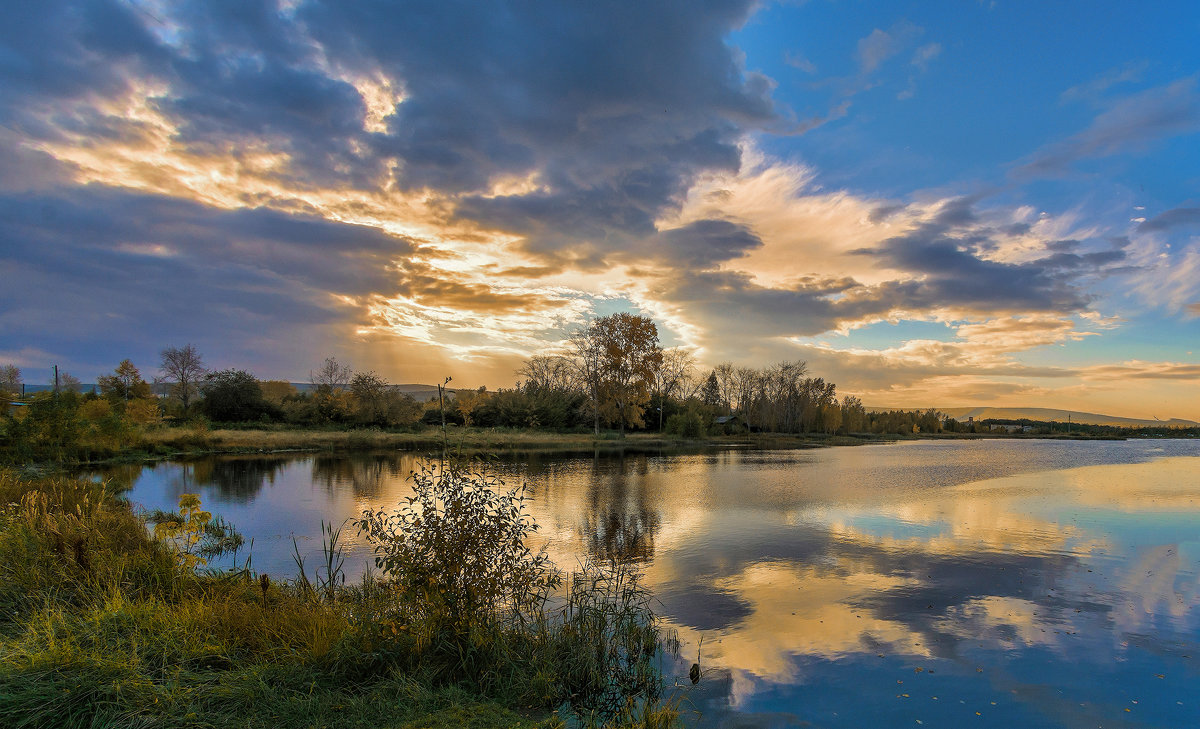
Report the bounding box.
[933,406,1199,429]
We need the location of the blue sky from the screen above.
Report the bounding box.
[0,0,1198,417]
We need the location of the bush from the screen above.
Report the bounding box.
[358,463,558,643]
[665,411,705,438]
[200,370,280,423]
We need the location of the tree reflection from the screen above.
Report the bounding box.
[579,453,663,564]
[200,457,286,502]
[311,453,415,497]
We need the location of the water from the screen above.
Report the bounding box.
[98,438,1200,728]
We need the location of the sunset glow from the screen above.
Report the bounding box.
[3,1,1198,418]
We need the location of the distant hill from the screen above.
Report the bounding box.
[932,406,1199,429]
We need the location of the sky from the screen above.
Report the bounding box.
[1,0,1199,419]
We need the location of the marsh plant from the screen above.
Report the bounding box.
[146,493,244,569]
[359,462,678,723]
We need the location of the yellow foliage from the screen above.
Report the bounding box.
[153,493,213,569]
[78,399,113,421]
[125,398,162,425]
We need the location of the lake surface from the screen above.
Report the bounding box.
[101,439,1200,728]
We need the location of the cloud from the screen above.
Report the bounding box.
[784,51,817,74]
[898,42,942,99]
[856,21,922,75]
[1137,206,1200,233]
[852,207,1121,315]
[0,185,416,376]
[911,42,942,72]
[1059,61,1149,105]
[1014,77,1200,177]
[1081,361,1200,381]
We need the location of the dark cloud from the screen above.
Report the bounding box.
[646,219,763,268]
[3,0,778,266]
[853,199,1126,314]
[868,203,905,223]
[651,269,916,351]
[303,0,776,258]
[1137,206,1200,233]
[0,1,166,125]
[0,186,415,376]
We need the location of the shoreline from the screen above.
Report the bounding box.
[33,424,1136,469]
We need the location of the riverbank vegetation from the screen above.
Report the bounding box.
[0,466,682,728]
[4,314,1195,466]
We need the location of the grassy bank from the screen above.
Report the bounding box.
[98,424,880,464]
[0,469,681,729]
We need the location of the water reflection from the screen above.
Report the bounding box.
[98,440,1200,728]
[311,454,407,497]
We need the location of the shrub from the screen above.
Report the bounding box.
[358,463,559,643]
[665,411,704,438]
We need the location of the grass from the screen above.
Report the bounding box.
[0,469,682,729]
[135,424,885,462]
[143,425,687,454]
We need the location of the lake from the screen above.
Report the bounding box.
[100,438,1200,728]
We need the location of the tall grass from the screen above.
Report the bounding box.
[0,468,682,728]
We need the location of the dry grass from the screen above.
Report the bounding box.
[141,425,692,455]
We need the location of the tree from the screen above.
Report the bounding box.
[310,357,353,422]
[260,380,298,404]
[651,347,694,431]
[200,369,275,422]
[0,365,21,399]
[98,360,152,403]
[58,371,82,393]
[311,356,352,394]
[349,370,389,425]
[569,327,605,435]
[160,344,207,413]
[699,372,721,407]
[518,355,576,393]
[840,395,867,433]
[592,313,662,435]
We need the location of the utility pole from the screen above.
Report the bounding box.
[54,365,59,395]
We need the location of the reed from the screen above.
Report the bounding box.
[0,468,683,728]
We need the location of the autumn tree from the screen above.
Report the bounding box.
[260,380,298,404]
[98,360,152,403]
[569,326,605,435]
[840,395,867,433]
[160,344,207,413]
[349,370,389,425]
[592,313,662,435]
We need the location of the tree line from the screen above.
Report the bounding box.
[1,313,962,462]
